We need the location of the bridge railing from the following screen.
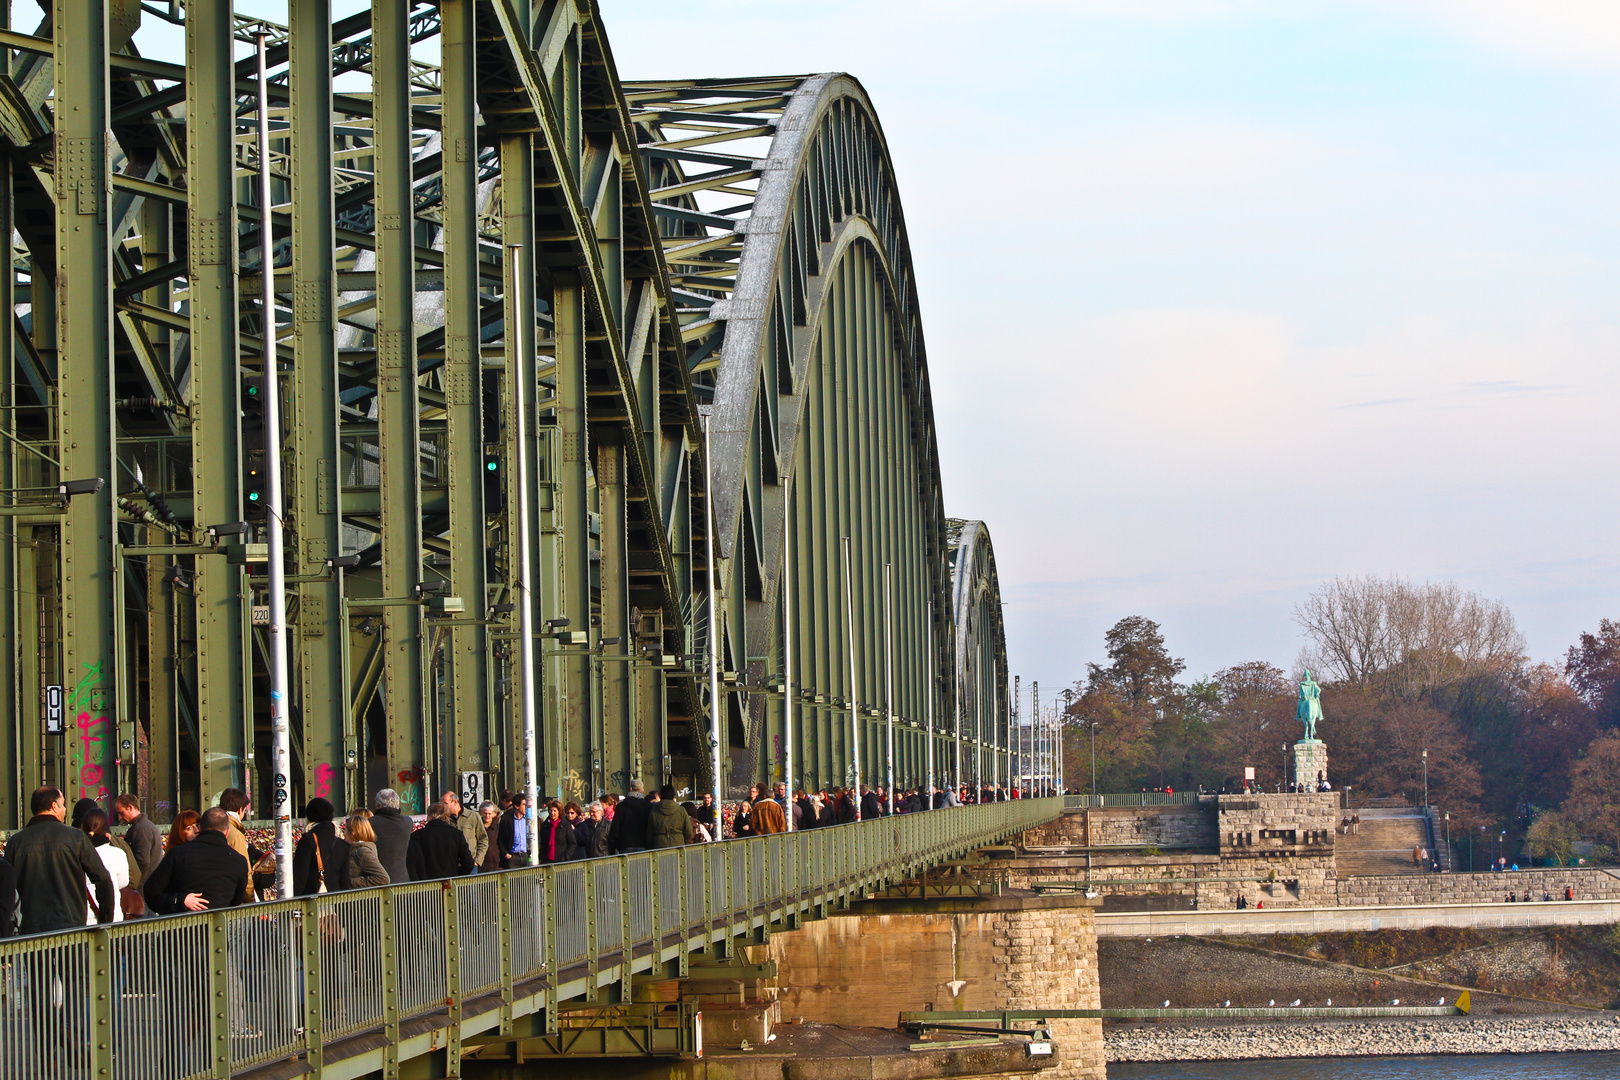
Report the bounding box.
[0,798,1060,1080]
[1063,792,1205,810]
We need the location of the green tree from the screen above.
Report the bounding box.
[1069,617,1189,790]
[1209,661,1295,790]
[1525,811,1580,867]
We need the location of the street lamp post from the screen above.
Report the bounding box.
[1282,742,1289,793]
[1090,720,1098,798]
[1443,811,1450,872]
[1422,748,1429,808]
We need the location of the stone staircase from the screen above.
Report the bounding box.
[1336,809,1433,879]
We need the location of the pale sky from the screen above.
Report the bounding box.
[118,3,1620,698]
[596,0,1620,696]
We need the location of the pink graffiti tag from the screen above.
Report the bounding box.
[69,661,110,802]
[313,763,335,800]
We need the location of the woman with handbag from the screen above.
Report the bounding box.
[292,798,351,895]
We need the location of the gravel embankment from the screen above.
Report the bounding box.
[1106,1015,1620,1061]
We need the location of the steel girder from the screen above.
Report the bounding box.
[0,4,1008,828]
[627,76,1004,795]
[948,519,1010,792]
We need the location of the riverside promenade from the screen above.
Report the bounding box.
[1096,898,1620,937]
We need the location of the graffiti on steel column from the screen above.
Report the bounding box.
[69,660,111,802]
[395,767,424,811]
[312,762,336,800]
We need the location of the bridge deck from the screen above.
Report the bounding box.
[1,800,1060,1080]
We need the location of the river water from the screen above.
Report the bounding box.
[1109,1052,1620,1079]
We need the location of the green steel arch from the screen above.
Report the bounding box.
[948,519,1011,793]
[630,76,986,796]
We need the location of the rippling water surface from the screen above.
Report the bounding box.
[1109,1052,1620,1079]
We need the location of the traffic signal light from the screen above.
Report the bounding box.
[483,449,505,512]
[242,376,267,519]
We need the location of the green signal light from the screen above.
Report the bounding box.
[245,384,260,396]
[486,460,499,472]
[247,491,261,502]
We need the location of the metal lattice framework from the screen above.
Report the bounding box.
[0,1,1009,829]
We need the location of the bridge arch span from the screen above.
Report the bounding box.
[635,75,973,795]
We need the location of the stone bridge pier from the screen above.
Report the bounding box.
[767,895,1106,1079]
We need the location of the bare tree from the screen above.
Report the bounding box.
[1294,575,1524,697]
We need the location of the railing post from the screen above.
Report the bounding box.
[620,856,632,997]
[301,898,325,1076]
[585,861,598,1001]
[380,887,400,1077]
[544,868,559,1036]
[443,881,462,1064]
[208,913,230,1080]
[498,872,514,1034]
[90,927,114,1080]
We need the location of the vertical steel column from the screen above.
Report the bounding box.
[702,414,722,807]
[289,0,348,811]
[56,0,118,806]
[782,481,794,825]
[509,245,541,866]
[883,561,893,806]
[842,536,860,818]
[598,443,631,794]
[925,606,934,802]
[500,136,537,805]
[186,0,246,809]
[555,280,590,800]
[373,0,427,810]
[442,0,490,787]
[0,116,14,827]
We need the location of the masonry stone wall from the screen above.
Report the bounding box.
[1337,867,1620,906]
[767,901,1105,1080]
[1021,804,1217,850]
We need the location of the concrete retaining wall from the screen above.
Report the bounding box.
[1094,898,1620,937]
[768,900,1106,1080]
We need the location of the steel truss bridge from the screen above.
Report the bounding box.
[0,0,1012,829]
[0,799,1061,1080]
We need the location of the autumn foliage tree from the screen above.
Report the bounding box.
[1056,595,1620,863]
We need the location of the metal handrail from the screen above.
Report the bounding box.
[1063,792,1205,809]
[0,798,1061,1080]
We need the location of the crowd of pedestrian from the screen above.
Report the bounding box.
[0,775,1030,936]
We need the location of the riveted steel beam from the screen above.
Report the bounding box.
[56,0,119,806]
[373,0,427,810]
[441,0,490,788]
[290,0,348,811]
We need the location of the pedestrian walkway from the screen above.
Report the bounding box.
[0,799,1059,1080]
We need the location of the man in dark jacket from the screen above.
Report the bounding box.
[607,781,653,853]
[0,854,14,936]
[496,793,531,868]
[7,786,114,934]
[580,802,611,858]
[648,787,693,848]
[371,788,413,884]
[407,802,475,879]
[292,798,351,895]
[113,793,165,882]
[860,786,882,820]
[143,807,250,914]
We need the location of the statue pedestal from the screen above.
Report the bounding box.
[1294,740,1328,789]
